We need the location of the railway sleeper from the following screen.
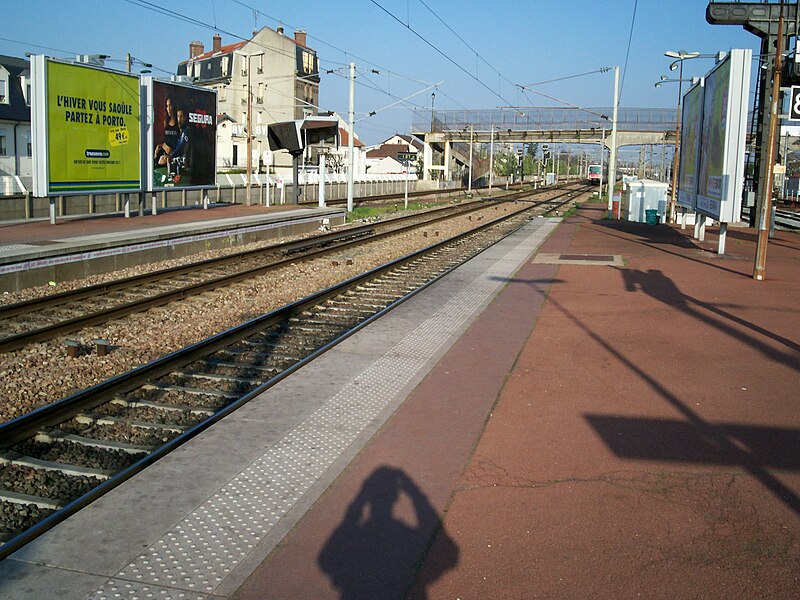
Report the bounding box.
[74,412,188,434]
[142,382,241,400]
[288,314,355,329]
[35,431,151,455]
[191,359,283,378]
[0,489,64,510]
[110,395,216,417]
[240,337,318,354]
[0,450,114,480]
[347,288,404,302]
[294,313,362,328]
[156,373,260,396]
[214,346,309,365]
[320,303,380,317]
[328,297,391,311]
[280,323,344,338]
[167,370,263,388]
[233,333,331,351]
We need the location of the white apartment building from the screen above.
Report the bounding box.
[0,55,32,193]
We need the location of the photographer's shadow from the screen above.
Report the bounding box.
[318,465,459,599]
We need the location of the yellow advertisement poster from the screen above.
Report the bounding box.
[47,60,140,193]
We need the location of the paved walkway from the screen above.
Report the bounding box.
[235,203,800,599]
[0,203,302,245]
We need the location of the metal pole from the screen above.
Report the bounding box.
[246,55,252,206]
[347,62,355,213]
[404,160,409,209]
[468,124,473,193]
[607,66,620,215]
[489,124,495,193]
[668,60,684,223]
[318,153,326,208]
[600,128,606,196]
[754,3,785,280]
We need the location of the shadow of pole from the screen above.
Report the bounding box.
[620,267,800,370]
[543,292,800,515]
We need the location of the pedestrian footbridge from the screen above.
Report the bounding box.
[411,107,678,181]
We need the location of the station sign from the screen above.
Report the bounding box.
[789,85,800,121]
[397,152,416,164]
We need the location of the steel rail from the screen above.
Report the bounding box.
[0,186,589,560]
[0,198,523,352]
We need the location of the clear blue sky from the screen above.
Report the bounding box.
[1,0,761,145]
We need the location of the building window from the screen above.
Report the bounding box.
[257,54,264,73]
[302,51,314,75]
[26,141,31,157]
[222,56,229,75]
[0,134,7,156]
[0,76,7,104]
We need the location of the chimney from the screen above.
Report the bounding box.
[189,40,204,59]
[213,34,221,52]
[294,29,307,47]
[276,26,284,35]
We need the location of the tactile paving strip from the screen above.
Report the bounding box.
[86,219,558,599]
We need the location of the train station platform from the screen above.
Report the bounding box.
[1,202,798,599]
[0,202,346,292]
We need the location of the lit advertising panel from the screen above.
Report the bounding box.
[677,80,704,209]
[149,80,216,189]
[695,49,751,222]
[35,59,141,194]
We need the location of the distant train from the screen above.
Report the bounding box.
[587,164,603,185]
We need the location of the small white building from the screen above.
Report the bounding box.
[365,134,422,175]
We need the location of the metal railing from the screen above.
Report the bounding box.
[413,107,679,134]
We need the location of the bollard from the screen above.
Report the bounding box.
[65,339,80,358]
[93,339,110,356]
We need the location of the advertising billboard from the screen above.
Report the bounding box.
[31,57,141,195]
[148,80,216,189]
[694,48,751,222]
[677,79,704,210]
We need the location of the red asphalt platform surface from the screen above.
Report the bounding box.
[234,203,799,600]
[0,203,297,245]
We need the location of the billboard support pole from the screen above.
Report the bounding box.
[246,55,253,206]
[607,66,620,215]
[319,153,326,208]
[347,62,355,213]
[754,3,784,281]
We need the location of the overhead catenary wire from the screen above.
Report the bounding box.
[619,0,639,103]
[369,0,518,108]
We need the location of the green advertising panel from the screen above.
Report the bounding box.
[47,60,141,193]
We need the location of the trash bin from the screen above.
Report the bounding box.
[645,209,658,225]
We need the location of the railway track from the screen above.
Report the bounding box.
[0,184,588,559]
[0,188,557,353]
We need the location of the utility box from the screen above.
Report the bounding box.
[624,179,669,223]
[546,172,556,185]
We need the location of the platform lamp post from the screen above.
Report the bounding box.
[661,50,699,222]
